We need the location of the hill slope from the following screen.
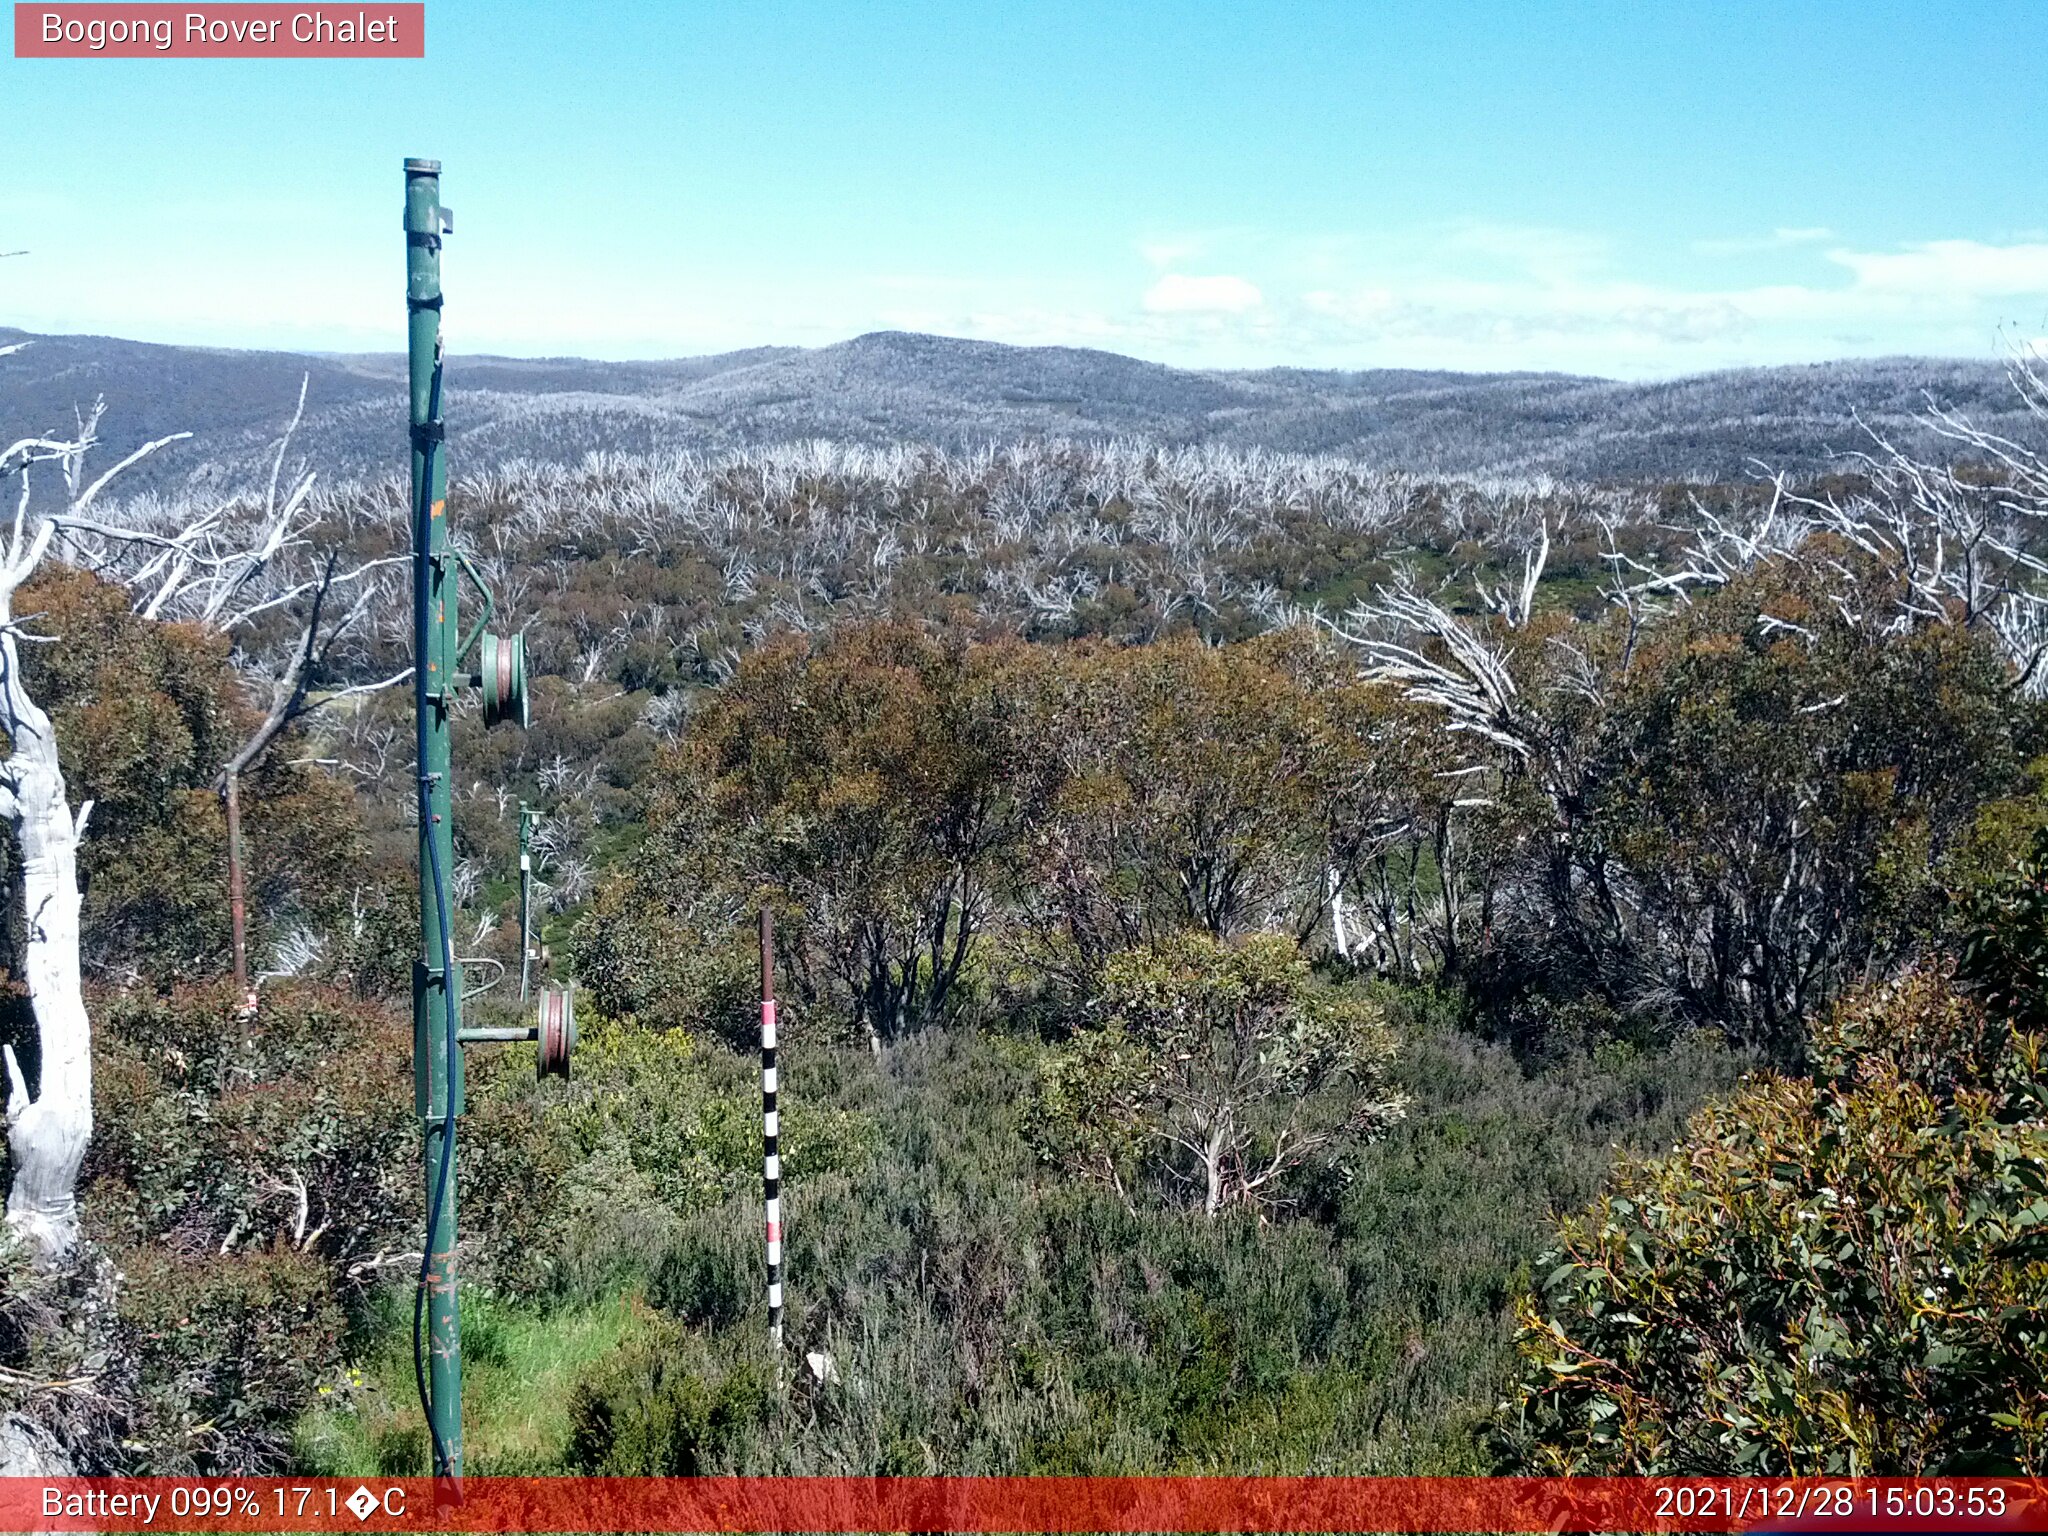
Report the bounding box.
[0,326,2024,488]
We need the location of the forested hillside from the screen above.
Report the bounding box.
[2,350,2046,1476]
[0,326,2026,486]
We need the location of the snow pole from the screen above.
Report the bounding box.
[761,906,784,1358]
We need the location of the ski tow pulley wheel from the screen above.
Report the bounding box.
[536,984,574,1080]
[479,631,530,730]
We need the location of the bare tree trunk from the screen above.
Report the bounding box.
[208,564,407,1013]
[1201,1121,1226,1218]
[0,622,93,1260]
[1325,863,1351,962]
[224,769,252,1009]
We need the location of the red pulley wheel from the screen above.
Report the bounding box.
[537,984,574,1080]
[479,631,530,730]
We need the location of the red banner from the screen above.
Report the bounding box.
[2,1477,2047,1533]
[13,4,424,57]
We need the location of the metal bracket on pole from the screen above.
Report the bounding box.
[403,155,549,1495]
[405,153,463,1501]
[452,548,496,666]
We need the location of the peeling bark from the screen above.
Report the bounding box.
[0,618,93,1260]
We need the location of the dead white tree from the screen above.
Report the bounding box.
[1594,357,2048,685]
[52,382,408,1004]
[1327,551,1542,764]
[0,381,187,1258]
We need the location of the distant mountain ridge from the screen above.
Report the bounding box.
[0,326,2026,490]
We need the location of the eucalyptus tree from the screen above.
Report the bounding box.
[49,381,407,1003]
[1334,368,2048,1054]
[0,355,404,1255]
[1033,930,1407,1218]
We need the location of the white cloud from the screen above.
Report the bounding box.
[733,230,2048,377]
[16,191,2045,379]
[1442,222,1610,281]
[1141,273,1264,314]
[1828,239,2048,297]
[1695,226,1835,256]
[1138,235,1208,269]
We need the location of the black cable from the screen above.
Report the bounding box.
[413,780,459,1480]
[409,352,460,1486]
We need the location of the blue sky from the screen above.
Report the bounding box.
[5,1,2047,377]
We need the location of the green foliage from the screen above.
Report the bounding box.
[1957,821,2048,1037]
[74,982,415,1472]
[117,1245,347,1474]
[7,565,364,983]
[688,621,1032,1041]
[20,452,2020,1478]
[549,1017,877,1220]
[1514,557,2033,1060]
[572,865,756,1044]
[647,1208,758,1329]
[313,876,418,1001]
[1004,632,1430,984]
[86,982,415,1268]
[1031,1022,1151,1196]
[1503,967,2048,1471]
[586,623,1433,1045]
[449,1011,879,1302]
[1034,932,1406,1216]
[496,1008,1735,1476]
[564,1321,771,1474]
[1938,757,2048,910]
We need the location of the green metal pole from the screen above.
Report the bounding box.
[405,156,462,1489]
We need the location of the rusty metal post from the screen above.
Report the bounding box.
[224,771,254,1012]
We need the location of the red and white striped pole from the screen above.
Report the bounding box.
[760,907,783,1356]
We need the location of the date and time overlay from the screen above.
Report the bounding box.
[3,1477,2045,1533]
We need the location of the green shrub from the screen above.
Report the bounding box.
[1957,820,2048,1038]
[1032,933,1405,1217]
[648,1209,757,1329]
[457,1037,585,1296]
[86,982,415,1269]
[551,1015,1730,1476]
[453,1014,877,1305]
[76,983,414,1473]
[564,1321,771,1474]
[1502,967,2048,1471]
[572,875,758,1046]
[118,1244,347,1474]
[548,1018,875,1223]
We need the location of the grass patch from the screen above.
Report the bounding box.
[295,1288,660,1475]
